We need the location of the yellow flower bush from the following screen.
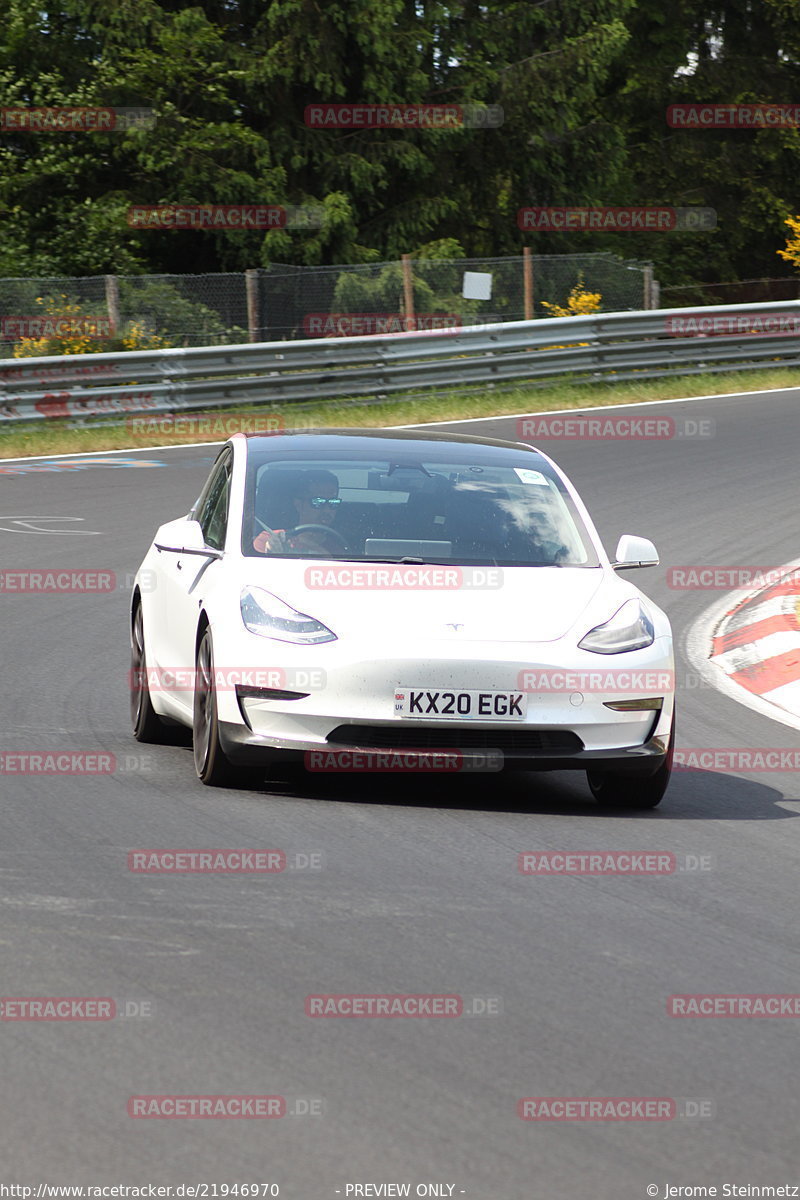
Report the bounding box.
[12,295,102,357]
[11,295,172,357]
[536,277,603,355]
[120,321,172,351]
[541,277,603,318]
[777,216,800,268]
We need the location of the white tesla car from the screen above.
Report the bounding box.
[130,429,675,807]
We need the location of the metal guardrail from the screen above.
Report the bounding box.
[1,301,799,425]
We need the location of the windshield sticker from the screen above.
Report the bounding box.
[513,468,549,486]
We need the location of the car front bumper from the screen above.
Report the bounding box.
[219,719,671,775]
[213,632,674,775]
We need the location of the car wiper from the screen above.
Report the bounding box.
[365,557,430,565]
[307,556,437,565]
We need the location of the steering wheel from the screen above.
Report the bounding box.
[286,524,349,551]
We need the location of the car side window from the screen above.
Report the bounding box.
[192,454,225,522]
[197,452,232,551]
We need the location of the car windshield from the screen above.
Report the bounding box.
[242,447,600,567]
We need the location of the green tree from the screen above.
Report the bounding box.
[0,0,642,274]
[602,0,800,287]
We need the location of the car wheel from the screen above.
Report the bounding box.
[587,717,675,810]
[131,600,166,743]
[193,628,237,786]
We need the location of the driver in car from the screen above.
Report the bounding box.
[253,469,342,555]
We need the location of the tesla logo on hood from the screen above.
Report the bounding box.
[445,623,464,631]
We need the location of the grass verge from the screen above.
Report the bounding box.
[1,366,798,459]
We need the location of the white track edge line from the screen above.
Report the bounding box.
[387,383,800,428]
[2,382,799,462]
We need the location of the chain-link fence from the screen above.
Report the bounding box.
[0,253,653,357]
[661,277,800,308]
[256,253,652,340]
[0,272,249,358]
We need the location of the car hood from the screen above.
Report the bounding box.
[237,560,611,644]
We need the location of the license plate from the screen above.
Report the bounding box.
[394,688,526,721]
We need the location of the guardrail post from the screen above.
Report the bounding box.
[643,265,654,310]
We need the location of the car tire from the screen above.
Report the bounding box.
[193,627,238,787]
[131,600,166,743]
[587,714,675,810]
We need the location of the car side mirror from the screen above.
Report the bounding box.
[612,534,659,570]
[154,519,221,559]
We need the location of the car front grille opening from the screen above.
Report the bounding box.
[326,725,584,754]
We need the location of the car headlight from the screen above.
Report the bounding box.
[578,598,654,654]
[241,586,336,644]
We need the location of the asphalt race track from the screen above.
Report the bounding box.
[2,388,800,1197]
